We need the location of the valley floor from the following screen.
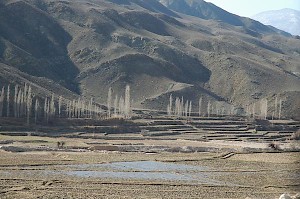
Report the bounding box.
[0,116,299,198]
[0,149,299,199]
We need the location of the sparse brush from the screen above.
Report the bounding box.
[290,130,300,140]
[57,141,66,149]
[268,142,280,150]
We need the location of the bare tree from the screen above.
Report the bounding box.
[58,96,62,118]
[278,99,282,120]
[89,98,93,118]
[20,90,25,117]
[26,86,32,125]
[252,102,256,118]
[221,106,225,116]
[23,84,28,117]
[189,101,192,118]
[16,89,22,117]
[264,99,268,119]
[180,97,184,116]
[260,98,268,119]
[14,85,18,118]
[274,95,278,119]
[44,97,48,121]
[207,100,211,117]
[50,94,55,118]
[119,95,124,116]
[6,85,10,117]
[107,87,112,118]
[215,102,220,116]
[198,97,202,117]
[114,95,118,116]
[67,100,71,118]
[184,100,188,118]
[76,99,80,118]
[174,98,177,116]
[169,94,173,115]
[230,105,235,116]
[124,85,131,118]
[34,98,39,124]
[46,98,50,123]
[94,103,98,118]
[0,87,4,117]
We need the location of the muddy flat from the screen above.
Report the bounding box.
[0,150,299,199]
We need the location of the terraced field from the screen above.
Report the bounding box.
[0,115,299,152]
[0,115,299,198]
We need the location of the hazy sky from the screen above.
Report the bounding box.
[204,0,300,17]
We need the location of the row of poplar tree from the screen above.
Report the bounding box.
[166,95,236,118]
[166,94,283,119]
[0,84,132,124]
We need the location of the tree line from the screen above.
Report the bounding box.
[166,94,284,119]
[0,83,132,125]
[0,83,284,124]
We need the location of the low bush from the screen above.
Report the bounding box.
[268,142,280,150]
[290,130,300,140]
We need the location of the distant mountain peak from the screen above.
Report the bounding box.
[157,0,290,36]
[252,8,300,35]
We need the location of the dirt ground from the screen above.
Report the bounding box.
[0,149,299,199]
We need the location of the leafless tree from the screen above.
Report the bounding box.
[34,98,39,124]
[119,95,124,116]
[114,95,118,116]
[107,87,112,118]
[6,85,10,117]
[207,100,211,117]
[260,98,268,119]
[26,86,32,125]
[14,85,18,117]
[168,94,173,115]
[198,97,202,117]
[124,85,131,118]
[58,96,62,118]
[274,95,278,118]
[184,100,188,117]
[0,86,4,117]
[278,99,282,120]
[188,101,192,119]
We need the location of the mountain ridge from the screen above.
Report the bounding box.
[0,0,299,118]
[158,0,291,36]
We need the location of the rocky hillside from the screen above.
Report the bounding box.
[0,0,299,118]
[252,8,300,36]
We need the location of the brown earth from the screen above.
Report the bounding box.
[0,150,299,199]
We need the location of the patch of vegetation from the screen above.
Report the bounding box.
[268,142,280,151]
[290,130,300,140]
[57,141,65,149]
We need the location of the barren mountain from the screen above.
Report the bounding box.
[252,8,300,36]
[0,0,299,118]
